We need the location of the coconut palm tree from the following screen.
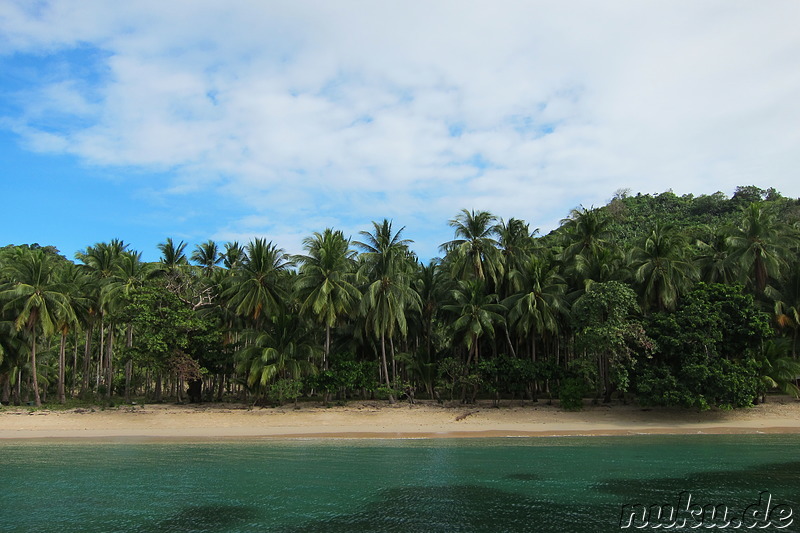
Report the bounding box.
[727,203,793,295]
[157,237,189,279]
[629,223,698,312]
[53,263,90,403]
[774,263,800,356]
[223,239,292,327]
[355,220,420,403]
[503,254,567,361]
[441,209,504,285]
[75,239,128,396]
[444,279,505,372]
[191,240,222,276]
[0,248,74,406]
[695,229,740,285]
[237,312,319,396]
[497,218,538,275]
[294,229,360,370]
[558,206,614,266]
[222,241,246,270]
[756,338,800,402]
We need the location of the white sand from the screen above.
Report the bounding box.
[1,398,799,440]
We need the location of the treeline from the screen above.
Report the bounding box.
[1,185,799,409]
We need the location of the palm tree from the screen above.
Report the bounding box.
[727,203,793,294]
[294,229,361,370]
[441,209,504,285]
[503,254,567,361]
[223,238,292,326]
[75,239,129,278]
[497,218,538,275]
[774,263,800,356]
[756,339,800,402]
[157,237,189,278]
[355,220,420,403]
[222,241,246,270]
[444,279,505,374]
[413,260,450,362]
[695,229,740,285]
[105,251,151,399]
[0,248,74,406]
[558,206,614,265]
[191,240,222,276]
[53,263,89,403]
[237,312,319,397]
[629,223,698,312]
[75,240,128,396]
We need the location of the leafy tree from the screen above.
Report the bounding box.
[573,281,654,402]
[638,283,770,408]
[121,282,201,401]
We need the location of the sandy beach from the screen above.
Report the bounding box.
[1,398,799,441]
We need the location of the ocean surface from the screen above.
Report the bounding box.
[1,434,798,532]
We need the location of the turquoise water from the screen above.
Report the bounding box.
[1,435,798,532]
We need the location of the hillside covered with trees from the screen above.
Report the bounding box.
[1,185,799,410]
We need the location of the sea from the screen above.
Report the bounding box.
[1,434,798,532]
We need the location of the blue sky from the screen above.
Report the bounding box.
[1,1,799,263]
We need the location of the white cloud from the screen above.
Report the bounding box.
[2,0,800,256]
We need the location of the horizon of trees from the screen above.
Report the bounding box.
[1,185,799,410]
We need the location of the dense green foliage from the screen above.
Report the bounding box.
[1,185,798,409]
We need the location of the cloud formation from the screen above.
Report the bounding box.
[1,1,799,258]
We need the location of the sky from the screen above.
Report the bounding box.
[1,1,799,263]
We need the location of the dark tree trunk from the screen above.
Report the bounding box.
[188,379,202,403]
[1,373,10,405]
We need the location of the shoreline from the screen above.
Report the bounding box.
[1,398,799,441]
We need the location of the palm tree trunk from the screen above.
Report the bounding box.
[390,337,396,383]
[15,369,21,405]
[106,324,114,399]
[380,334,395,404]
[324,324,331,371]
[30,334,42,407]
[81,326,92,396]
[71,332,79,398]
[124,324,133,401]
[97,322,104,390]
[58,331,67,404]
[504,327,517,358]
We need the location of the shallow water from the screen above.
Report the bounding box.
[1,434,798,532]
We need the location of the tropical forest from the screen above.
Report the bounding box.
[1,185,799,410]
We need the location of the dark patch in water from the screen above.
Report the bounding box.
[146,504,259,533]
[594,461,800,507]
[283,484,608,533]
[505,473,540,481]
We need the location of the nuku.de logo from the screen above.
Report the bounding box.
[619,491,793,529]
